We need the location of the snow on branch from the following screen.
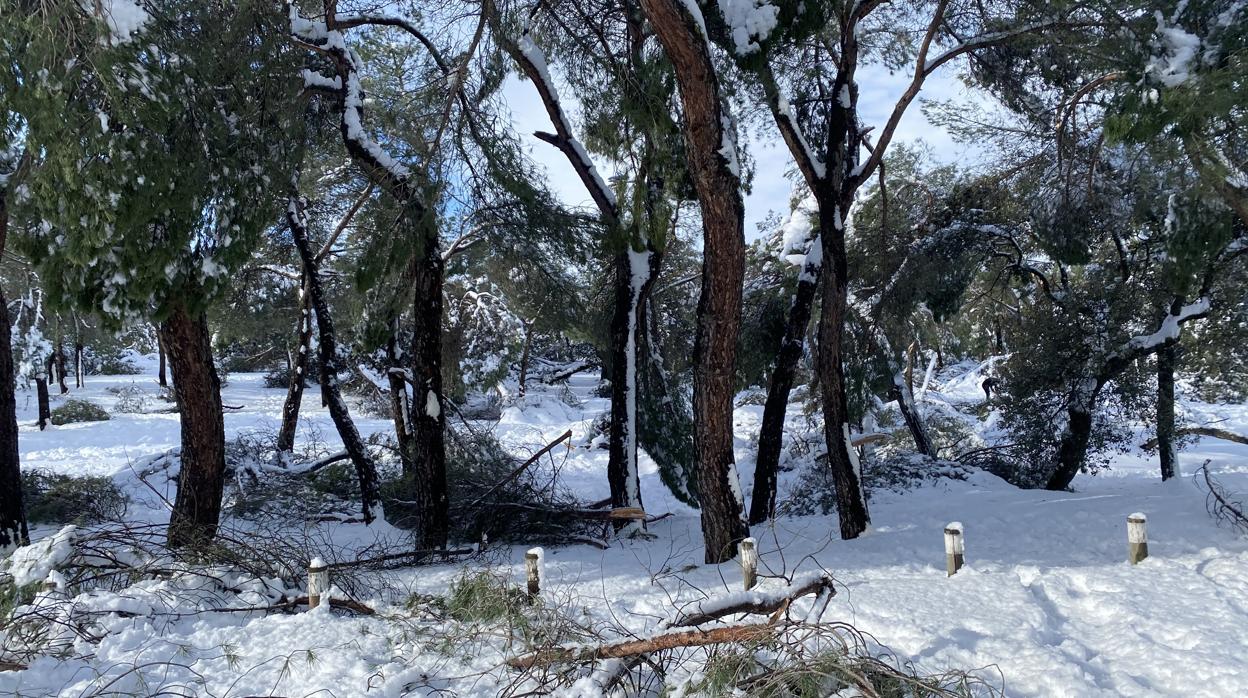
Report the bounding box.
[288,6,412,191]
[1116,298,1210,356]
[494,22,617,220]
[665,573,836,628]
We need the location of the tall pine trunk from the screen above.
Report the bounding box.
[0,188,28,550]
[55,342,68,393]
[642,0,750,563]
[288,198,381,523]
[403,239,449,549]
[74,340,84,388]
[1157,341,1178,481]
[817,210,870,539]
[517,319,535,398]
[163,301,227,548]
[386,327,414,473]
[750,268,818,524]
[607,249,651,532]
[35,374,50,430]
[276,282,312,454]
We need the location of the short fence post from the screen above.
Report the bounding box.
[740,537,758,590]
[1127,513,1148,564]
[308,556,329,610]
[525,547,543,598]
[944,522,964,577]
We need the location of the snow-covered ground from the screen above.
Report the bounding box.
[3,365,1248,696]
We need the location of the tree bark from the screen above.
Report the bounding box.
[1046,398,1097,491]
[750,271,818,524]
[1156,340,1178,481]
[0,187,28,550]
[74,340,84,388]
[35,375,50,431]
[641,0,750,563]
[402,239,450,549]
[157,332,168,387]
[817,208,870,538]
[162,300,227,548]
[385,325,414,474]
[287,197,381,524]
[517,318,535,398]
[276,281,313,454]
[892,369,935,458]
[607,249,650,533]
[54,341,68,394]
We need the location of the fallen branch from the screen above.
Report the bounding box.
[667,574,836,628]
[324,548,476,570]
[468,429,572,508]
[1198,461,1248,532]
[508,622,780,669]
[539,360,596,384]
[1141,426,1248,451]
[496,502,646,520]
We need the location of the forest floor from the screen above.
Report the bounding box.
[3,358,1248,696]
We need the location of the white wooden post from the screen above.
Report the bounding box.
[525,547,543,598]
[944,522,964,577]
[307,556,329,610]
[739,537,758,590]
[1127,513,1148,564]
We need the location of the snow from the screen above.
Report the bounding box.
[81,0,149,44]
[424,388,440,419]
[778,192,818,265]
[1118,298,1210,354]
[3,367,1248,695]
[1,525,76,586]
[717,0,780,55]
[1147,11,1202,88]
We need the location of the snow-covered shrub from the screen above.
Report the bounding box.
[22,471,127,525]
[108,383,148,413]
[48,399,110,425]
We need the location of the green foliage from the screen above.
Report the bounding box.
[443,569,531,625]
[0,580,39,620]
[3,0,302,325]
[49,399,110,425]
[22,470,127,524]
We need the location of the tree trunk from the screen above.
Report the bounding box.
[893,369,935,458]
[157,332,168,387]
[607,249,650,533]
[74,340,84,388]
[817,209,870,539]
[1157,341,1178,481]
[750,269,818,524]
[517,319,535,398]
[1046,398,1097,491]
[276,282,312,454]
[35,375,50,431]
[162,301,227,548]
[386,325,414,474]
[288,198,381,523]
[641,0,750,563]
[55,342,68,394]
[0,190,28,550]
[403,238,449,549]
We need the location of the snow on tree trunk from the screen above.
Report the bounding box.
[162,301,227,549]
[750,251,819,524]
[892,369,935,458]
[287,196,380,524]
[386,328,414,474]
[276,281,312,454]
[608,249,651,535]
[641,0,750,563]
[0,192,27,551]
[402,239,450,550]
[817,206,870,539]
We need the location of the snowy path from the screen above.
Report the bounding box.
[3,369,1248,696]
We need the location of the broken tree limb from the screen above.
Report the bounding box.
[468,429,573,508]
[538,360,596,384]
[1141,426,1248,451]
[508,623,780,670]
[666,574,836,628]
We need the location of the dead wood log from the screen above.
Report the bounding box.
[1141,426,1248,451]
